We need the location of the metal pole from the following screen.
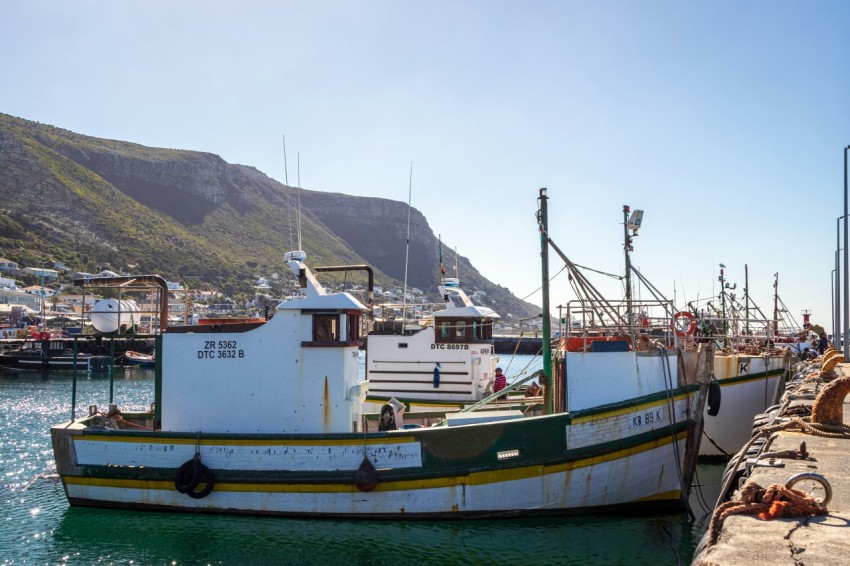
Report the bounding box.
[623,206,633,338]
[538,188,553,414]
[70,337,78,422]
[832,268,836,343]
[744,264,750,336]
[109,337,115,403]
[836,216,843,349]
[845,146,849,357]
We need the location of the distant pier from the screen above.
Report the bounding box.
[493,336,544,355]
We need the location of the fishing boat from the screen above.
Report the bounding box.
[123,350,155,368]
[49,190,708,518]
[364,274,502,413]
[0,336,110,372]
[680,266,792,457]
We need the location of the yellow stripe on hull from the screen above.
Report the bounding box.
[64,430,687,495]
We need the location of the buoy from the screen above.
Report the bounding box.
[353,457,379,492]
[672,311,697,337]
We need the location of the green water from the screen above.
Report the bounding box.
[0,358,723,565]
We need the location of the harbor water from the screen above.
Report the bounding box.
[0,354,723,565]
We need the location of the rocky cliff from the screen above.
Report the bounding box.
[0,113,538,318]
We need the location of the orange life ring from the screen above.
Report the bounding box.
[672,311,696,337]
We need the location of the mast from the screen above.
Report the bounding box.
[438,234,445,285]
[623,205,634,340]
[744,264,750,336]
[282,135,293,250]
[538,188,553,414]
[718,265,729,346]
[773,272,779,335]
[401,162,413,326]
[297,152,302,252]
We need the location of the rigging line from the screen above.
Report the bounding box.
[572,263,624,280]
[630,267,675,319]
[401,162,413,325]
[518,264,568,302]
[558,244,627,326]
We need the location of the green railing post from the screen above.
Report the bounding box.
[70,337,78,422]
[109,337,115,403]
[154,334,162,429]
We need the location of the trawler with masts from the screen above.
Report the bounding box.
[49,189,709,518]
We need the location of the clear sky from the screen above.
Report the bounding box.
[2,1,849,333]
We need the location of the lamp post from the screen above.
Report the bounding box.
[841,149,850,358]
[836,216,845,349]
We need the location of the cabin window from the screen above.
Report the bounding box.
[456,320,466,338]
[436,318,493,342]
[482,320,493,339]
[347,313,361,342]
[313,314,339,342]
[440,321,451,338]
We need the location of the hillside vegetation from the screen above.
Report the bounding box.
[0,113,538,318]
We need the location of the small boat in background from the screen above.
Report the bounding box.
[124,350,155,368]
[0,337,110,372]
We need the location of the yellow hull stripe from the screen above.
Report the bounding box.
[570,392,692,424]
[64,430,687,494]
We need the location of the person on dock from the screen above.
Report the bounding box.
[493,367,507,399]
[800,322,824,342]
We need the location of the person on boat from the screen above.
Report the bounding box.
[493,367,507,399]
[818,332,828,355]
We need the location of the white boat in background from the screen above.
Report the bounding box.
[700,350,788,456]
[365,276,501,413]
[684,266,791,457]
[48,189,708,519]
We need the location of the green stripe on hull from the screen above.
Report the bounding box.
[715,368,786,387]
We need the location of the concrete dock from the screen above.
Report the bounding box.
[693,356,850,565]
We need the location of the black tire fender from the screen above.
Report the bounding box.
[186,463,214,499]
[175,459,200,493]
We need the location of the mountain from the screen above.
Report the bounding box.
[0,113,539,319]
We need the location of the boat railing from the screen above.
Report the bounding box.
[561,298,679,350]
[61,275,169,424]
[686,313,797,351]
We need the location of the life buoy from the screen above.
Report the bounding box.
[39,331,49,341]
[32,331,40,340]
[672,311,697,337]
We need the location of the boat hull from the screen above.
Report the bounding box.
[0,352,110,372]
[700,353,788,457]
[52,388,697,518]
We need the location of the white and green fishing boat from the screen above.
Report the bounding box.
[50,189,709,518]
[686,266,791,457]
